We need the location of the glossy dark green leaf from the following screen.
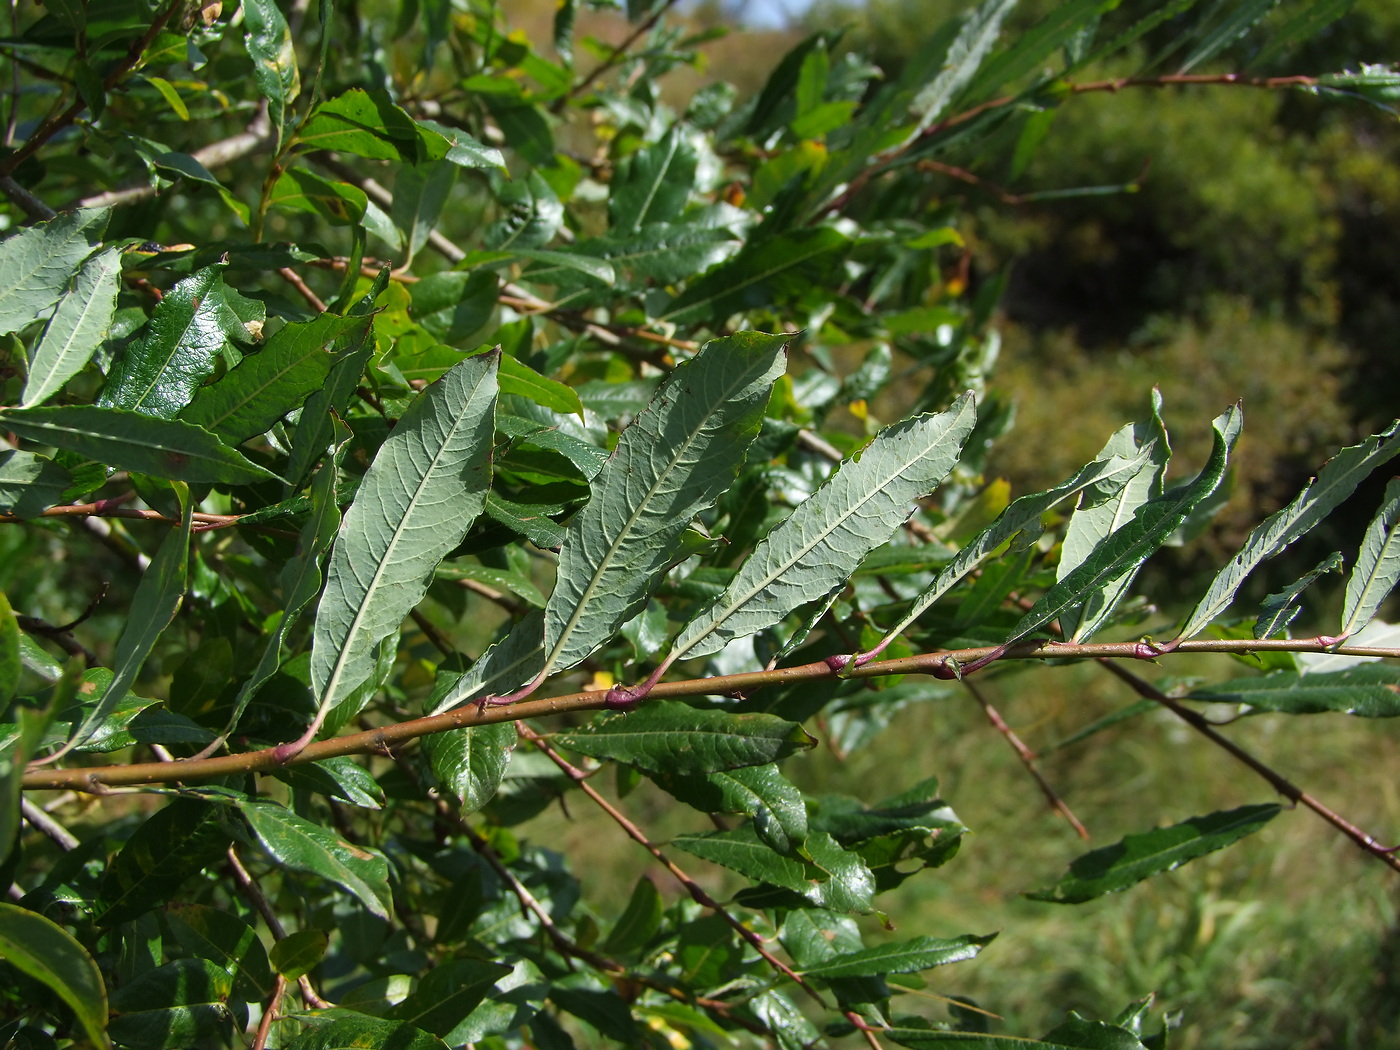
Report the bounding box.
[484,492,568,549]
[494,351,584,419]
[388,958,512,1036]
[108,958,235,1050]
[0,207,109,336]
[1178,421,1400,640]
[165,904,275,1001]
[416,118,506,169]
[661,227,848,325]
[268,929,328,980]
[610,128,697,235]
[181,313,371,443]
[0,406,277,485]
[444,958,547,1044]
[299,88,423,160]
[554,702,815,775]
[674,827,874,912]
[274,756,387,809]
[311,353,497,735]
[497,414,607,480]
[22,245,122,408]
[1006,406,1240,649]
[888,1019,1147,1049]
[243,0,300,141]
[240,799,393,919]
[752,990,820,1050]
[602,875,663,955]
[1187,665,1400,717]
[1341,477,1400,637]
[580,224,740,284]
[269,169,369,226]
[100,265,262,420]
[0,594,17,705]
[427,611,546,713]
[1027,804,1281,904]
[548,986,638,1044]
[673,395,975,660]
[648,762,808,855]
[801,933,995,978]
[392,161,457,266]
[0,903,108,1049]
[96,797,226,926]
[0,450,72,517]
[423,721,516,812]
[542,331,788,679]
[287,1016,448,1050]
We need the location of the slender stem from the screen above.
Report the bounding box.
[227,846,332,1009]
[252,975,287,1050]
[21,636,1400,791]
[1099,660,1400,872]
[962,679,1090,841]
[20,797,78,850]
[561,0,683,105]
[277,267,328,312]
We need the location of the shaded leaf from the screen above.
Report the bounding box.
[243,0,300,141]
[274,756,387,809]
[1341,477,1400,638]
[911,0,1019,131]
[388,958,513,1036]
[299,89,421,160]
[0,451,72,518]
[108,958,234,1050]
[1187,665,1400,717]
[165,904,274,1001]
[554,702,815,775]
[648,763,808,855]
[423,721,517,812]
[610,127,697,235]
[0,207,109,336]
[269,929,328,980]
[427,611,546,714]
[97,798,226,926]
[602,876,663,955]
[1027,804,1281,904]
[286,1016,447,1050]
[673,395,976,660]
[269,169,369,226]
[1254,552,1342,639]
[22,246,122,408]
[0,903,108,1049]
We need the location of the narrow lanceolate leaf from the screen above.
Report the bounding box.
[1026,803,1281,904]
[672,395,976,661]
[0,406,279,485]
[428,611,545,714]
[393,160,457,266]
[1187,665,1400,718]
[218,421,350,742]
[609,127,698,235]
[650,763,808,855]
[0,207,109,336]
[555,703,816,775]
[243,0,300,141]
[1178,0,1279,72]
[1005,405,1240,650]
[311,353,498,734]
[886,1021,1146,1049]
[181,313,371,443]
[241,799,393,919]
[909,0,1019,133]
[0,450,72,517]
[1058,394,1170,642]
[423,720,517,812]
[96,798,226,925]
[60,483,192,756]
[1341,478,1400,638]
[543,332,788,678]
[101,264,261,419]
[1178,421,1400,642]
[287,1017,448,1050]
[673,828,874,912]
[800,933,995,979]
[878,442,1154,651]
[1254,551,1342,639]
[965,0,1122,99]
[22,246,122,407]
[0,903,109,1049]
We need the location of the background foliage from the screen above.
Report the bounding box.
[1,1,1399,1048]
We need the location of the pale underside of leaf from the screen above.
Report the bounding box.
[22,246,123,408]
[1341,477,1400,638]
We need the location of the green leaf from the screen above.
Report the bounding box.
[0,594,17,705]
[0,406,278,485]
[100,264,262,420]
[887,1019,1147,1048]
[274,756,387,809]
[1177,422,1400,640]
[0,207,109,337]
[416,118,506,169]
[443,958,547,1044]
[21,246,122,408]
[1178,0,1279,72]
[108,959,235,1050]
[542,331,788,680]
[1057,394,1170,642]
[240,799,393,919]
[1250,0,1360,69]
[1026,804,1282,904]
[910,0,1019,130]
[648,763,808,855]
[672,395,976,660]
[661,227,848,325]
[388,958,513,1036]
[0,450,72,518]
[268,929,328,980]
[166,904,274,1001]
[0,903,109,1050]
[269,168,369,226]
[1006,406,1240,650]
[485,491,569,548]
[423,721,517,811]
[96,797,226,925]
[965,0,1121,100]
[801,933,995,978]
[181,313,371,443]
[513,248,615,286]
[59,483,192,755]
[1254,551,1342,639]
[299,88,423,161]
[1187,665,1400,717]
[1341,477,1400,637]
[311,353,497,735]
[602,876,664,955]
[578,224,740,284]
[610,127,698,236]
[287,1016,448,1050]
[554,702,816,775]
[435,563,546,608]
[498,414,607,480]
[427,611,546,714]
[494,350,585,419]
[392,161,457,266]
[243,0,300,142]
[673,827,874,912]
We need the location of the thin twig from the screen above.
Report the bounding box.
[227,846,332,1009]
[252,974,288,1050]
[277,267,328,312]
[562,0,684,104]
[1099,660,1400,872]
[962,679,1089,841]
[20,797,79,850]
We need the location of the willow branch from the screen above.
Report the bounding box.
[561,0,684,105]
[20,636,1398,792]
